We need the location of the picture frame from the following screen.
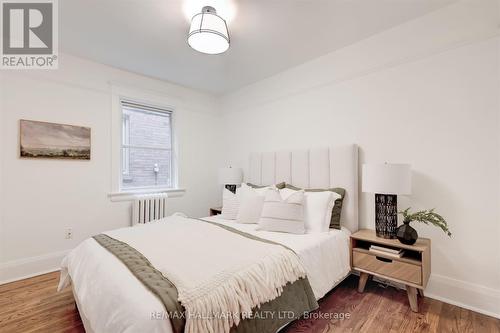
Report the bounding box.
[19,119,91,160]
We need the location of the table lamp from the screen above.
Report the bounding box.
[362,163,412,238]
[218,167,243,193]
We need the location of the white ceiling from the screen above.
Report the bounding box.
[60,0,456,95]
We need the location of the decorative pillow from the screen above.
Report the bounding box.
[247,182,286,190]
[257,189,305,234]
[284,184,345,230]
[280,188,334,233]
[220,188,240,220]
[236,184,269,224]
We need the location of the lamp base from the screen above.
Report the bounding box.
[375,193,398,239]
[225,184,237,194]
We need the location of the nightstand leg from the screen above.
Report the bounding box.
[358,272,369,293]
[406,286,419,312]
[418,289,424,297]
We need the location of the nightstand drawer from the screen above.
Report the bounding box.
[353,251,422,285]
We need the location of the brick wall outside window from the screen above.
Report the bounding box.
[122,109,172,189]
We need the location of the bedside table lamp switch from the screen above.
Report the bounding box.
[362,163,412,239]
[218,167,243,194]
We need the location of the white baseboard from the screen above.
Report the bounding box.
[425,274,500,319]
[0,250,69,285]
[364,272,500,319]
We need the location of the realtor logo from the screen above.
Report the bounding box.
[1,0,58,69]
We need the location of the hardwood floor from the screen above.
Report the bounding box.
[0,272,84,333]
[0,272,498,333]
[285,277,500,333]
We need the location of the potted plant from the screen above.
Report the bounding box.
[396,208,452,245]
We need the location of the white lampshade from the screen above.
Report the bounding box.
[218,167,242,185]
[362,163,412,195]
[188,6,230,55]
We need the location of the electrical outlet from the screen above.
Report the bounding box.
[65,228,73,240]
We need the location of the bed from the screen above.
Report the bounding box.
[59,145,358,333]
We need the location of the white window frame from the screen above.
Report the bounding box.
[109,84,185,201]
[120,100,174,189]
[122,113,130,177]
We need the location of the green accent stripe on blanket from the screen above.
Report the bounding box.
[92,234,185,333]
[197,218,297,252]
[93,219,318,333]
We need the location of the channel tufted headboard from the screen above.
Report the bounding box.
[248,144,359,233]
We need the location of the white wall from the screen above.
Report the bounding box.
[220,0,500,317]
[0,54,221,283]
[0,0,498,320]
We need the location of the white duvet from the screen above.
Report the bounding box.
[59,216,351,333]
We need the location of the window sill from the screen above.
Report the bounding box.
[108,188,186,202]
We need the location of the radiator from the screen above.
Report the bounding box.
[132,193,168,225]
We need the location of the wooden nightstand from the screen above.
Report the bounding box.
[209,207,222,216]
[350,229,431,312]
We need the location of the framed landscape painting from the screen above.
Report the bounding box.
[20,120,91,160]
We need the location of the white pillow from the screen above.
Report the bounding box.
[253,186,272,196]
[280,187,340,233]
[236,184,270,224]
[258,189,305,234]
[220,188,239,220]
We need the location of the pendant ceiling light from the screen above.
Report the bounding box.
[188,6,230,55]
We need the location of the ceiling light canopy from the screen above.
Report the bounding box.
[188,6,230,55]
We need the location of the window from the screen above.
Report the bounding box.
[120,100,173,190]
[122,114,130,177]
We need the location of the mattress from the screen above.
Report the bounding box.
[61,216,351,333]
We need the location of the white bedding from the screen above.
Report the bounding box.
[59,216,351,333]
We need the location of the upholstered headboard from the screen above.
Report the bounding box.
[248,144,359,233]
